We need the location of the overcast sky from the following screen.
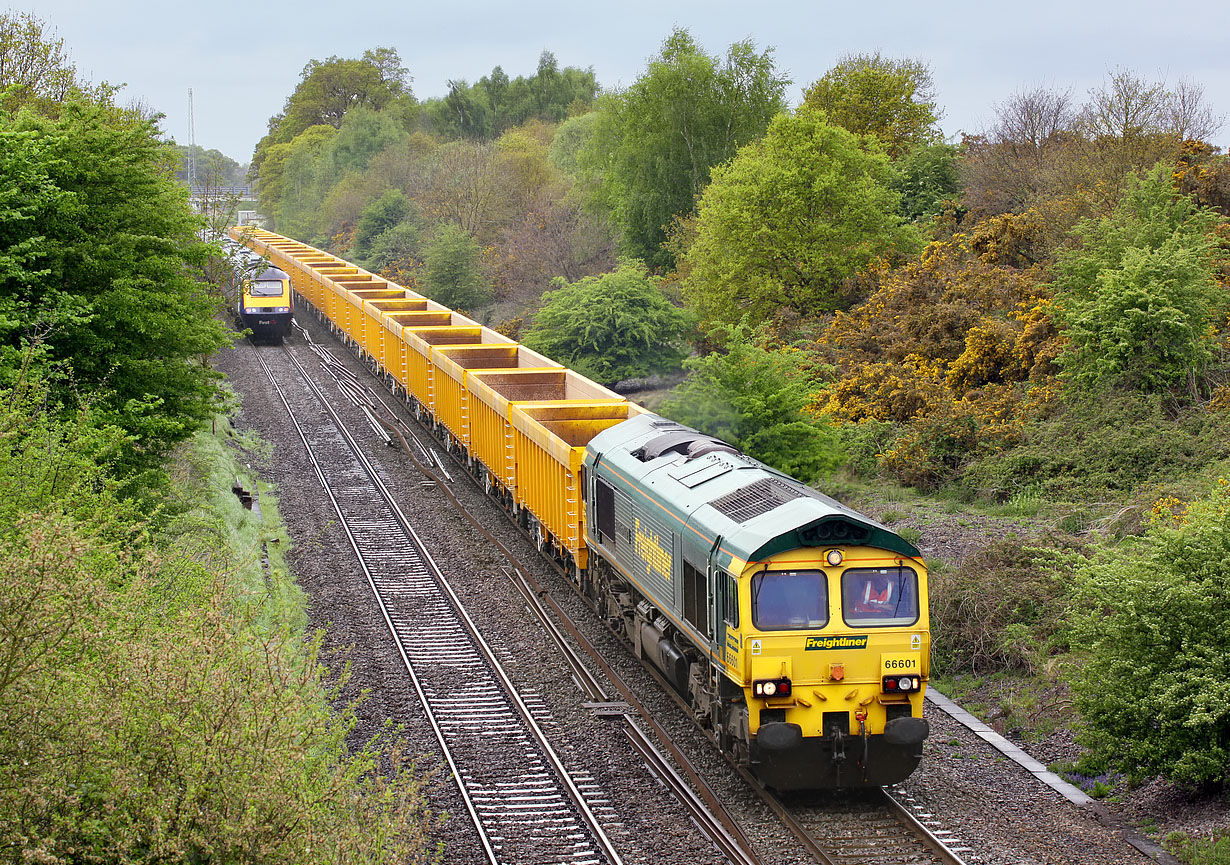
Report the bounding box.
[18,0,1230,164]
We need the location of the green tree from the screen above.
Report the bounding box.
[253,48,409,173]
[660,326,843,482]
[0,11,115,114]
[682,105,917,328]
[548,111,598,179]
[325,105,406,180]
[268,124,337,239]
[176,145,244,186]
[1053,164,1224,397]
[422,223,491,310]
[892,140,962,221]
[0,100,232,472]
[802,52,940,159]
[423,53,598,141]
[354,188,413,260]
[521,264,691,385]
[1064,479,1230,787]
[580,28,787,268]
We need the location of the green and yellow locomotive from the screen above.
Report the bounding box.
[583,414,930,789]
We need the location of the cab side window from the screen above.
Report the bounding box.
[722,571,738,628]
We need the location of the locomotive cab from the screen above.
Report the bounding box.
[238,264,293,342]
[732,547,931,790]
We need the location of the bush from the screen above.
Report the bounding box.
[960,389,1230,502]
[521,263,692,386]
[660,326,844,482]
[0,387,439,862]
[1063,479,1230,788]
[422,223,492,311]
[1052,164,1226,399]
[929,536,1080,674]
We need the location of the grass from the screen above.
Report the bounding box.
[932,670,1072,741]
[1165,832,1230,865]
[165,416,306,634]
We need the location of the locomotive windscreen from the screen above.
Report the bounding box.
[248,279,286,297]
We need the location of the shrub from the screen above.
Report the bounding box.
[660,326,844,482]
[1063,479,1230,788]
[960,390,1230,501]
[929,536,1080,674]
[422,223,492,311]
[521,263,692,386]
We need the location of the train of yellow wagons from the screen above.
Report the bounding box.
[229,226,932,790]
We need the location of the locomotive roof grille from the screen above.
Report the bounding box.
[709,477,803,523]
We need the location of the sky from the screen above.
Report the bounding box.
[17,0,1230,164]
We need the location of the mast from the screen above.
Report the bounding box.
[187,87,197,187]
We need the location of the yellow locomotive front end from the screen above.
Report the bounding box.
[239,265,293,342]
[728,545,930,789]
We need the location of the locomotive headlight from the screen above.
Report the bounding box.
[883,675,919,692]
[825,549,844,567]
[753,677,792,698]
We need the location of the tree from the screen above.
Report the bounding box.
[0,99,232,471]
[802,53,939,159]
[1065,479,1230,787]
[682,105,917,328]
[580,28,787,268]
[421,55,598,141]
[354,188,413,261]
[176,145,244,186]
[252,48,409,172]
[1165,79,1224,142]
[490,199,616,301]
[521,264,691,385]
[1080,68,1169,140]
[993,85,1077,153]
[420,141,506,239]
[267,124,337,240]
[660,326,843,482]
[1052,164,1225,398]
[1080,69,1223,143]
[422,223,491,310]
[0,11,115,114]
[892,141,961,221]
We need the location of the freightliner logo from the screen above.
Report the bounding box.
[805,635,869,651]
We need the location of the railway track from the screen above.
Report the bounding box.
[281,314,975,865]
[250,340,624,865]
[756,784,970,865]
[287,326,767,865]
